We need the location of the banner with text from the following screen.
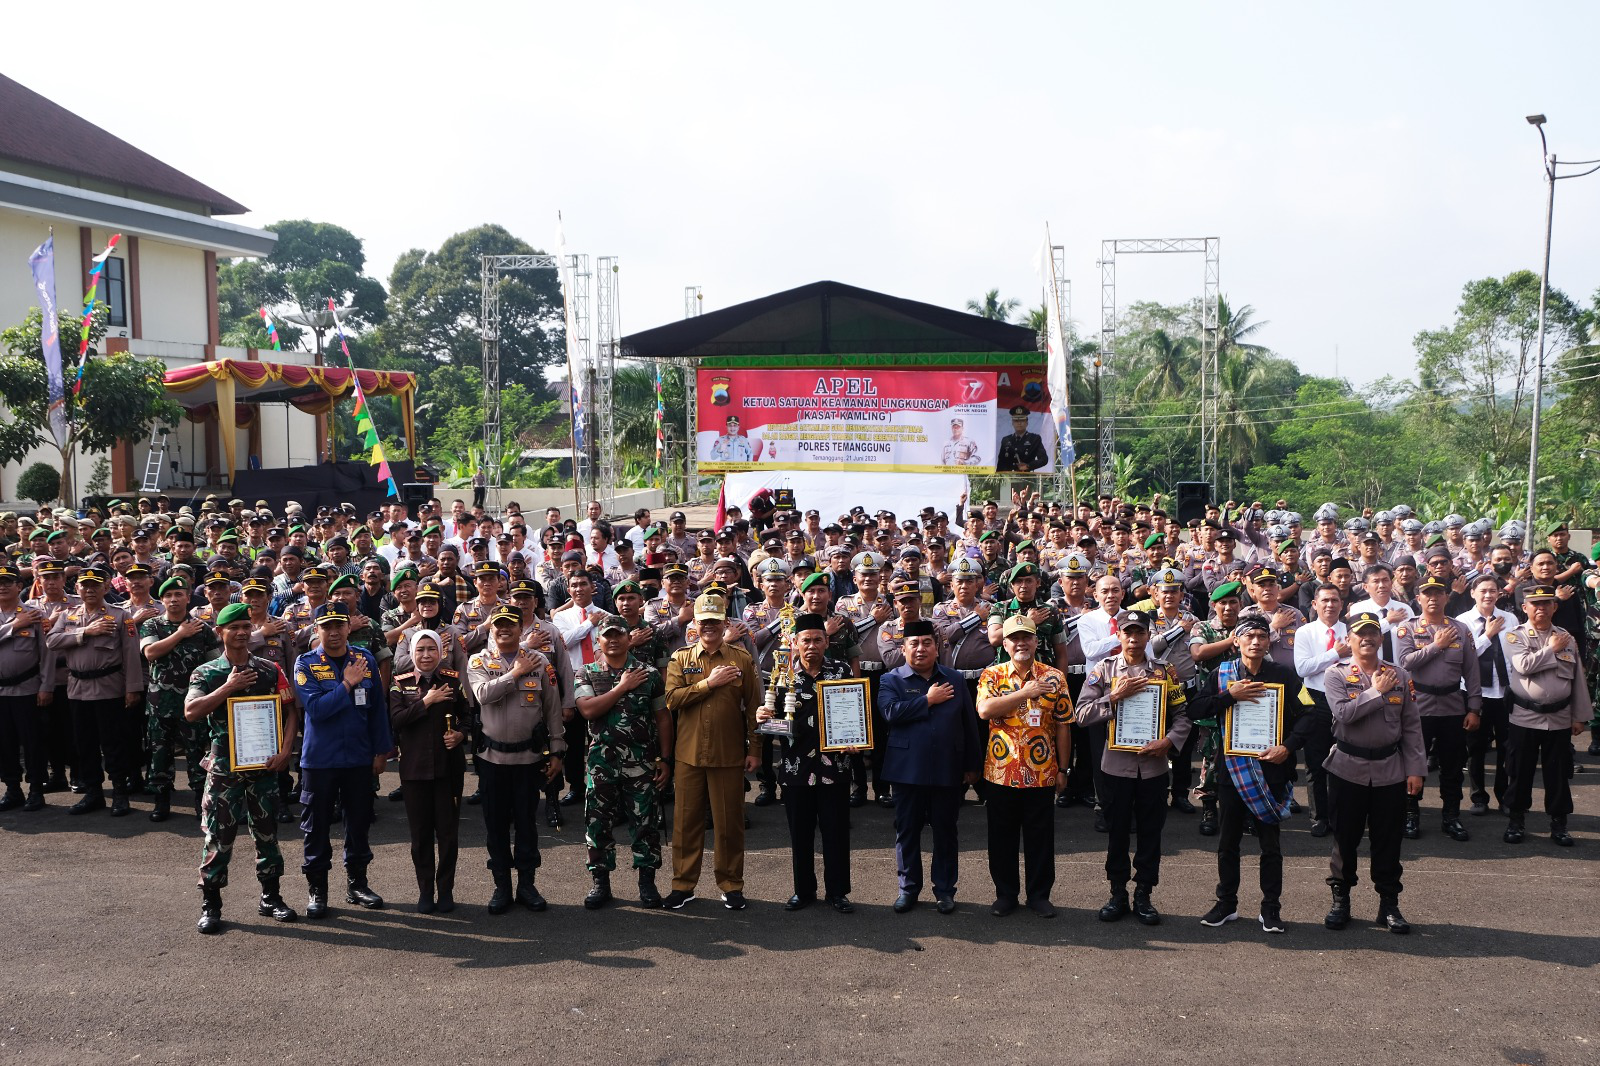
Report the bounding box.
[697,368,1012,473]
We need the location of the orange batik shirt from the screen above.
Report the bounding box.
[977,658,1074,788]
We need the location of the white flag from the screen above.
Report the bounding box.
[1043,233,1075,467]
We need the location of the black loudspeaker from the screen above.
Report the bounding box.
[401,482,431,508]
[1174,481,1211,525]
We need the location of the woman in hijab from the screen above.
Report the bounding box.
[388,628,469,913]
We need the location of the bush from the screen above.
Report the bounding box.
[17,462,60,506]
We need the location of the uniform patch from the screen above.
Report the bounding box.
[1396,627,1407,639]
[295,669,308,685]
[309,665,335,679]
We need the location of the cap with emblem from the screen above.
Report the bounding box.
[472,560,503,577]
[595,614,629,636]
[790,556,816,573]
[1314,503,1339,523]
[1008,562,1040,582]
[755,558,790,579]
[1521,584,1557,602]
[240,577,269,594]
[1001,615,1037,638]
[204,571,233,587]
[1399,518,1423,534]
[0,561,18,581]
[898,544,923,559]
[1443,514,1465,529]
[692,594,726,621]
[1117,609,1153,631]
[1246,563,1281,583]
[662,563,689,578]
[949,557,982,580]
[1416,575,1450,595]
[610,579,641,598]
[978,530,998,542]
[76,565,109,585]
[123,562,152,579]
[488,605,522,626]
[313,602,349,624]
[1059,552,1090,576]
[302,566,330,582]
[414,586,442,602]
[34,558,64,576]
[851,551,884,573]
[1348,612,1383,634]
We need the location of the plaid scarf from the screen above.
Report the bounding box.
[1216,660,1293,824]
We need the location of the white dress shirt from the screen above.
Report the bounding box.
[1456,605,1518,700]
[1076,607,1123,677]
[1294,618,1348,691]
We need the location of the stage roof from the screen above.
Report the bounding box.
[621,280,1040,359]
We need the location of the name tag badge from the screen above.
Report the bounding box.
[354,686,368,707]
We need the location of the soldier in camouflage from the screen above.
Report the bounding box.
[184,603,300,934]
[140,576,220,822]
[574,614,673,909]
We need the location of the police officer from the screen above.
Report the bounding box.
[1395,575,1481,841]
[0,560,54,811]
[838,551,891,805]
[292,602,393,917]
[1503,585,1590,846]
[996,405,1048,473]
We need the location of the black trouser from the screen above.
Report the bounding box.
[1085,723,1110,808]
[893,782,963,898]
[1505,723,1573,822]
[985,783,1055,904]
[401,769,464,898]
[1418,715,1467,815]
[1467,695,1510,806]
[1216,768,1283,908]
[71,696,132,796]
[1302,695,1334,822]
[472,486,486,509]
[480,759,542,877]
[1168,694,1199,799]
[851,670,887,794]
[759,736,778,790]
[783,780,851,900]
[299,765,376,875]
[0,693,45,789]
[126,693,147,787]
[1064,673,1096,801]
[47,681,73,779]
[1326,771,1404,897]
[562,716,588,793]
[1100,771,1169,889]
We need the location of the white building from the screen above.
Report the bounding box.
[0,73,320,504]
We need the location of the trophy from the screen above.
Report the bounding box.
[757,605,796,737]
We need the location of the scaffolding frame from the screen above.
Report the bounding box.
[681,286,703,501]
[1048,244,1071,502]
[1097,238,1220,493]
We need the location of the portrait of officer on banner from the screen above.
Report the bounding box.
[942,417,982,467]
[709,414,755,463]
[996,405,1049,473]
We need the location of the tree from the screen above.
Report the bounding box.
[1210,353,1269,499]
[217,220,388,352]
[965,289,1020,322]
[0,305,181,502]
[1211,295,1270,362]
[1128,329,1198,403]
[385,224,565,389]
[16,462,59,507]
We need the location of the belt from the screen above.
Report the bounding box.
[481,733,546,755]
[1510,692,1569,715]
[1064,665,1086,675]
[1335,739,1400,760]
[0,663,40,687]
[1412,680,1460,697]
[70,664,121,681]
[860,661,884,673]
[957,668,984,680]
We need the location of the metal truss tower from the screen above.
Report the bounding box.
[1097,238,1220,493]
[1048,245,1071,502]
[681,287,703,500]
[594,257,620,511]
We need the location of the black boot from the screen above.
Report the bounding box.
[487,872,512,914]
[1323,881,1351,929]
[1132,886,1161,926]
[258,877,298,922]
[1551,819,1575,847]
[1198,800,1218,836]
[1441,813,1469,841]
[584,870,613,910]
[23,788,44,812]
[0,785,22,812]
[197,886,223,934]
[305,871,330,919]
[1097,888,1130,922]
[638,868,662,909]
[345,869,384,909]
[754,782,776,807]
[516,872,547,912]
[1503,817,1525,844]
[150,788,171,823]
[68,791,106,815]
[1377,895,1410,934]
[1402,798,1420,840]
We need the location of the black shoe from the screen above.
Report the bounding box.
[150,789,171,823]
[69,778,86,794]
[638,869,662,909]
[1200,901,1238,928]
[488,875,512,915]
[1170,794,1196,814]
[22,789,44,812]
[258,878,298,922]
[1503,821,1525,844]
[345,875,384,909]
[1026,898,1056,919]
[1288,798,1303,814]
[1054,793,1070,808]
[893,892,917,914]
[1427,754,1438,772]
[663,889,694,910]
[827,896,854,913]
[1442,818,1470,842]
[721,890,747,911]
[935,896,957,915]
[584,872,613,910]
[43,773,67,793]
[559,789,583,807]
[465,788,483,806]
[1588,739,1600,757]
[68,792,106,815]
[109,793,131,817]
[785,893,814,911]
[197,887,223,935]
[516,877,547,911]
[416,894,437,914]
[277,806,293,823]
[1403,811,1420,840]
[305,874,330,919]
[1093,808,1108,833]
[1324,882,1351,930]
[0,786,22,812]
[1310,819,1330,837]
[545,804,563,828]
[1098,892,1130,922]
[387,786,405,802]
[435,890,456,914]
[1551,824,1575,847]
[1259,904,1286,935]
[848,788,866,809]
[991,897,1018,917]
[1132,888,1161,926]
[1468,799,1488,816]
[754,784,777,807]
[875,790,895,808]
[1377,897,1410,934]
[1198,805,1218,836]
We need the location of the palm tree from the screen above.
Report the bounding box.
[966,289,1020,322]
[1208,353,1269,498]
[1210,296,1270,362]
[1129,329,1198,403]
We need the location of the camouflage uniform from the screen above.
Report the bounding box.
[189,653,289,888]
[575,656,667,874]
[989,597,1065,668]
[139,616,220,794]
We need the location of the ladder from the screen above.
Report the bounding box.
[140,427,169,493]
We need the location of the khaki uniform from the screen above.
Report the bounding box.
[44,601,144,797]
[1504,622,1591,824]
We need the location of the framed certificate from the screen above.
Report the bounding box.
[227,695,283,771]
[1225,683,1284,758]
[817,678,873,751]
[1110,683,1167,752]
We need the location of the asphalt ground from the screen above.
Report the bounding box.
[1,761,1596,1066]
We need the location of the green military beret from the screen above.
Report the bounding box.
[1013,539,1035,553]
[216,602,251,627]
[390,567,420,590]
[46,530,68,543]
[422,524,443,537]
[1008,562,1040,582]
[1424,533,1445,547]
[1143,533,1164,550]
[328,574,356,592]
[216,529,240,543]
[978,530,998,542]
[1209,580,1243,603]
[158,577,188,597]
[799,572,830,593]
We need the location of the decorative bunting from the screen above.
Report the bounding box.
[328,297,399,498]
[654,361,664,485]
[259,307,282,351]
[72,233,121,394]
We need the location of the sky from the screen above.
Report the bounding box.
[8,1,1600,386]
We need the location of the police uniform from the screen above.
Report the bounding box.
[1503,586,1591,844]
[29,568,82,786]
[1394,589,1480,838]
[0,570,57,807]
[995,406,1049,472]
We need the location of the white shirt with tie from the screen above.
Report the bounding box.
[1077,607,1123,678]
[1294,618,1348,691]
[1455,605,1518,700]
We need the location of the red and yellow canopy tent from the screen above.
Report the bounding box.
[162,358,417,482]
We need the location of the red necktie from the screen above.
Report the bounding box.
[1109,617,1119,636]
[1326,627,1336,650]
